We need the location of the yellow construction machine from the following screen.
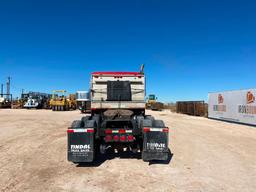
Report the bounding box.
[50,90,76,111]
[146,94,164,111]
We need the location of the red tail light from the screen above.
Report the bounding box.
[113,135,119,141]
[120,135,126,141]
[87,129,94,133]
[127,135,134,141]
[162,128,169,133]
[143,127,150,132]
[119,129,126,134]
[67,129,74,133]
[105,129,112,134]
[105,135,112,142]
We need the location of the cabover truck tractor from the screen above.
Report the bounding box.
[67,67,169,163]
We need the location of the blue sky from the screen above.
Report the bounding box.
[0,0,255,102]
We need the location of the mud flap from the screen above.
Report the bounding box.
[142,127,169,161]
[67,128,95,163]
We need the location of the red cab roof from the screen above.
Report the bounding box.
[92,72,143,76]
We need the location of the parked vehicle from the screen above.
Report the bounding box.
[67,65,169,163]
[76,91,91,113]
[50,90,76,111]
[23,92,51,109]
[146,94,164,111]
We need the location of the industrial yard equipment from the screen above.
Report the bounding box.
[176,101,207,116]
[0,94,12,108]
[0,77,12,108]
[69,94,77,110]
[50,90,76,111]
[23,92,51,109]
[146,94,164,111]
[76,91,91,113]
[67,65,169,163]
[11,99,23,109]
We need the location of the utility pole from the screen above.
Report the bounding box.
[6,76,11,100]
[21,89,24,99]
[1,84,3,97]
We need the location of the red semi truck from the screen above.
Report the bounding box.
[67,66,169,163]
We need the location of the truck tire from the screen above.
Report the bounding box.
[142,119,153,127]
[100,144,107,154]
[145,115,155,122]
[71,120,84,128]
[136,115,144,129]
[153,120,165,128]
[81,116,90,125]
[84,119,96,128]
[92,114,100,128]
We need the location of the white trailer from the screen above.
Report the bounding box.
[208,89,256,126]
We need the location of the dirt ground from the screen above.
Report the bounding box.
[0,109,255,192]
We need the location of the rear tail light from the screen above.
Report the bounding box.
[87,129,94,133]
[105,129,112,134]
[162,128,169,133]
[119,129,126,134]
[120,135,126,141]
[105,135,112,142]
[143,127,150,132]
[127,135,134,141]
[113,135,119,141]
[67,129,74,133]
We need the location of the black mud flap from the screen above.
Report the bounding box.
[142,127,169,161]
[67,128,95,163]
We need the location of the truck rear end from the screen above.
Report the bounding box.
[68,70,169,163]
